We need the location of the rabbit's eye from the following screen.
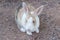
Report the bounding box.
[33,21,35,23]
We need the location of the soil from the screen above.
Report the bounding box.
[0,0,60,40]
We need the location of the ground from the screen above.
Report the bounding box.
[0,0,60,40]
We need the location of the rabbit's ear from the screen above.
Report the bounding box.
[22,2,28,13]
[34,5,44,15]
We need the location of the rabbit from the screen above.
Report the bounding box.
[15,2,44,35]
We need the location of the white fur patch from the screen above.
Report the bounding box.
[31,11,34,14]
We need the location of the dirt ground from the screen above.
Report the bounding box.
[0,0,60,40]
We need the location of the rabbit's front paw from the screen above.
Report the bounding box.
[20,28,25,32]
[36,29,39,33]
[26,31,32,35]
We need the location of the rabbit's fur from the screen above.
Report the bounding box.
[15,2,44,35]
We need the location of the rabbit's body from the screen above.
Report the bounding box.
[15,2,44,35]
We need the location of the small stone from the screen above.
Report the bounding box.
[5,18,8,21]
